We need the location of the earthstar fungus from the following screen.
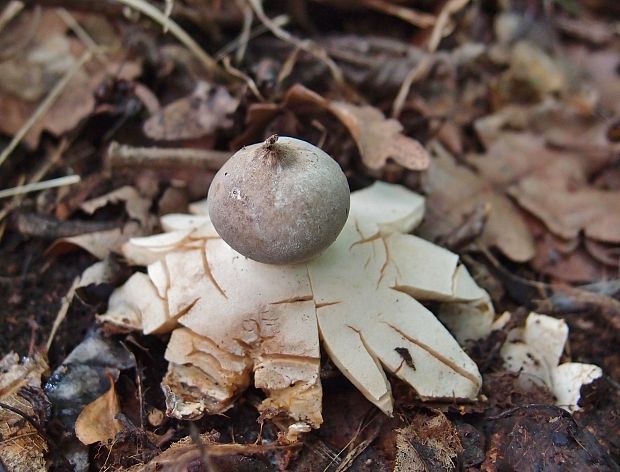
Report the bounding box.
[99,140,491,440]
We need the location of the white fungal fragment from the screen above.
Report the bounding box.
[500,312,603,412]
[97,272,171,334]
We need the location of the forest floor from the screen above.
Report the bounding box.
[0,0,619,471]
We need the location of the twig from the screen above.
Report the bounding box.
[214,14,289,62]
[234,0,253,64]
[222,56,266,101]
[480,247,620,333]
[113,0,225,77]
[106,142,232,170]
[0,175,80,200]
[0,50,92,169]
[0,1,24,33]
[276,47,302,87]
[391,0,470,118]
[323,412,380,472]
[427,0,471,52]
[46,276,80,352]
[360,0,436,28]
[163,0,173,32]
[391,54,434,118]
[247,0,345,87]
[56,8,108,63]
[0,401,46,439]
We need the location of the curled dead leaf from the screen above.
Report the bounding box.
[80,186,153,228]
[418,143,535,262]
[47,221,145,260]
[143,82,239,141]
[327,101,429,170]
[75,373,124,445]
[237,84,430,171]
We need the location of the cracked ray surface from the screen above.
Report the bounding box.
[99,181,492,438]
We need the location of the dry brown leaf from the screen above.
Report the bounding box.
[286,85,429,170]
[80,186,154,228]
[75,373,124,445]
[328,101,430,170]
[0,353,49,472]
[468,132,620,243]
[0,12,75,102]
[47,221,145,260]
[124,431,294,472]
[0,10,141,148]
[584,239,620,268]
[566,47,620,116]
[143,81,239,141]
[513,184,620,243]
[507,41,566,98]
[531,235,609,283]
[418,144,535,262]
[235,84,429,171]
[48,186,156,259]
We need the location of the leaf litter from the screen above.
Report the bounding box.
[0,0,619,470]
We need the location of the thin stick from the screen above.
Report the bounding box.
[0,175,80,200]
[391,0,471,118]
[428,0,470,52]
[222,56,266,102]
[114,0,224,77]
[391,54,433,118]
[0,1,24,33]
[0,50,92,169]
[214,14,289,62]
[0,402,46,439]
[163,0,173,32]
[247,0,345,87]
[106,142,232,170]
[46,276,80,352]
[360,0,436,28]
[56,8,108,63]
[234,0,253,64]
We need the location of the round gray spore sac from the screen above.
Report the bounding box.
[207,135,350,264]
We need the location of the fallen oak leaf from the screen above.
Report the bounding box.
[75,372,124,445]
[418,142,535,262]
[143,81,239,141]
[80,186,154,228]
[467,132,620,243]
[292,85,429,171]
[47,221,145,260]
[327,101,429,170]
[511,182,620,243]
[47,186,157,259]
[236,84,430,171]
[531,234,609,283]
